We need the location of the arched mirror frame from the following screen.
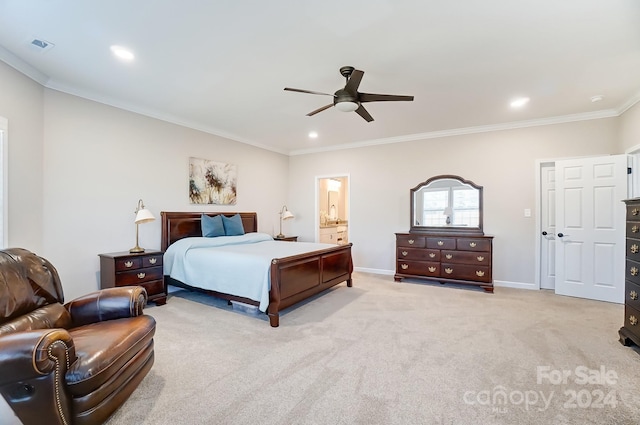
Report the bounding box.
[410,174,484,235]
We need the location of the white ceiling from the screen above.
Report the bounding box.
[1,1,639,155]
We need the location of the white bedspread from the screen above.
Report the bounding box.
[163,233,335,311]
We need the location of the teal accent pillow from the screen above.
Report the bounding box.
[201,214,225,237]
[222,214,245,236]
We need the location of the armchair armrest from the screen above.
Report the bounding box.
[64,286,148,327]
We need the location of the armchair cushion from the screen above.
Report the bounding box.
[65,286,147,327]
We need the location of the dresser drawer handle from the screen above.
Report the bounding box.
[137,272,146,279]
[477,256,485,262]
[149,258,157,264]
[633,208,640,216]
[469,242,477,248]
[444,267,453,274]
[631,290,638,300]
[437,241,444,246]
[401,264,408,270]
[633,225,640,233]
[631,315,638,326]
[401,251,408,256]
[445,254,453,259]
[429,253,436,258]
[408,239,415,245]
[631,244,639,254]
[476,271,485,277]
[428,266,436,273]
[631,267,639,277]
[124,261,133,268]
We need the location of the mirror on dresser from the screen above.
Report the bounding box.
[396,175,493,292]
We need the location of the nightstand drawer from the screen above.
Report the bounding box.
[116,266,163,286]
[139,279,165,297]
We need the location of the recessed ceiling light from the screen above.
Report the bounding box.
[308,131,318,139]
[590,95,604,103]
[510,97,530,108]
[110,45,135,61]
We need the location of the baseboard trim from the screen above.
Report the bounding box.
[493,280,538,290]
[354,267,394,276]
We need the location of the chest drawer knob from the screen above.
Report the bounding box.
[401,251,408,256]
[633,208,640,216]
[149,257,157,264]
[477,256,485,262]
[401,264,409,270]
[437,241,444,246]
[631,244,640,254]
[445,254,453,259]
[137,272,146,279]
[631,290,638,300]
[476,271,485,277]
[408,239,415,245]
[444,267,453,274]
[631,267,639,276]
[469,242,477,248]
[429,253,436,258]
[630,315,638,326]
[124,261,133,268]
[428,266,436,273]
[633,225,639,233]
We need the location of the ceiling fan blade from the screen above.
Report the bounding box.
[307,104,334,116]
[359,93,414,103]
[344,70,364,93]
[355,105,374,122]
[284,87,335,97]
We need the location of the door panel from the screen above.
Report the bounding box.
[540,163,556,289]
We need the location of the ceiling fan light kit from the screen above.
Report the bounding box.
[284,66,414,122]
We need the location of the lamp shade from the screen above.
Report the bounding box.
[282,210,294,220]
[135,208,155,224]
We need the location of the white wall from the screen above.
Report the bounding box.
[0,61,45,251]
[288,118,620,287]
[40,90,288,300]
[619,101,640,151]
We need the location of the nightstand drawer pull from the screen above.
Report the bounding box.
[149,258,157,264]
[477,256,484,262]
[124,261,133,268]
[428,267,436,273]
[631,290,638,300]
[445,254,453,259]
[631,267,639,276]
[633,225,639,233]
[630,315,638,326]
[444,267,453,274]
[429,253,436,258]
[137,272,146,279]
[401,264,408,270]
[408,239,415,245]
[633,208,640,216]
[469,242,477,248]
[438,241,444,246]
[476,271,485,277]
[401,251,408,256]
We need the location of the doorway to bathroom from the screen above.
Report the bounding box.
[316,175,349,245]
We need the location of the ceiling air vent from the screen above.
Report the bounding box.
[29,38,55,52]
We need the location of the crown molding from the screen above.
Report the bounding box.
[0,46,49,86]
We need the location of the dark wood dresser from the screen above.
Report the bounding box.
[619,198,640,348]
[394,233,493,292]
[99,250,167,305]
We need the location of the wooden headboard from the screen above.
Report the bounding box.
[160,212,258,251]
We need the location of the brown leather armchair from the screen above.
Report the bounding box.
[0,248,156,425]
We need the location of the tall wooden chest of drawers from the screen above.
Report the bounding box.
[99,250,167,305]
[394,233,494,292]
[619,199,640,348]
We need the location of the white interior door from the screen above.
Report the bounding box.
[540,163,556,289]
[554,154,628,303]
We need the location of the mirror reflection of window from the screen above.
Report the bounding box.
[421,186,479,227]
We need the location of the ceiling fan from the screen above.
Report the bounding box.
[284,66,414,122]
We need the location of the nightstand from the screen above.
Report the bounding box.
[274,236,298,242]
[99,250,166,305]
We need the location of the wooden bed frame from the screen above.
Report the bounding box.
[160,212,353,327]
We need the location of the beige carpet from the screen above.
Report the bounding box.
[105,273,640,425]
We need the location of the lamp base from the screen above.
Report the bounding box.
[129,246,145,253]
[275,234,285,239]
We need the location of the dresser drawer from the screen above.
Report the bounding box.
[441,250,490,265]
[397,234,426,248]
[456,238,491,252]
[441,263,492,282]
[625,259,640,285]
[626,205,640,221]
[397,260,440,277]
[624,304,640,340]
[626,280,640,311]
[426,237,456,250]
[626,222,640,236]
[116,266,163,286]
[626,239,640,262]
[397,247,440,261]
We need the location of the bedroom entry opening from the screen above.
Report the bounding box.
[316,175,349,245]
